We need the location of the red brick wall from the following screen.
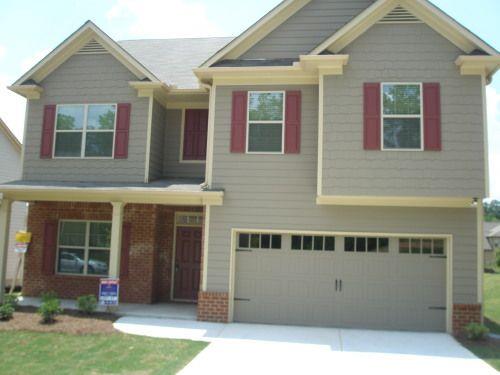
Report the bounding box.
[197,291,229,323]
[453,304,482,335]
[23,201,202,304]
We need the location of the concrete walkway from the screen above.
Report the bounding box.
[114,317,497,375]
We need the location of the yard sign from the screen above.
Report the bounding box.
[99,278,120,306]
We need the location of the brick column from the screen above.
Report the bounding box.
[197,291,229,323]
[453,304,482,335]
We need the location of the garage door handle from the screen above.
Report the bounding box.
[339,280,343,292]
[335,279,338,291]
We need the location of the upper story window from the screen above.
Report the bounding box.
[57,220,111,276]
[382,83,423,151]
[54,104,116,158]
[181,109,208,162]
[247,91,285,154]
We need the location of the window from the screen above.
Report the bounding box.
[291,235,335,251]
[57,221,111,276]
[54,104,116,158]
[344,237,389,253]
[382,83,422,150]
[247,92,284,153]
[238,233,282,250]
[399,238,445,255]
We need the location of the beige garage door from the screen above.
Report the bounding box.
[234,233,447,332]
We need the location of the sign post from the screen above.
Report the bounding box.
[9,231,32,294]
[99,278,120,311]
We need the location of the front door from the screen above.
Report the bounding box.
[173,227,202,301]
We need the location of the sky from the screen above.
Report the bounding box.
[0,0,498,197]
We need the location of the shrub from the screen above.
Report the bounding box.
[496,251,500,268]
[77,295,97,315]
[38,299,63,324]
[41,291,58,303]
[3,294,19,308]
[464,323,490,341]
[0,304,14,321]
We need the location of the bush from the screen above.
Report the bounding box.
[464,323,490,341]
[41,291,58,303]
[3,294,19,308]
[77,295,97,315]
[38,299,63,324]
[496,252,500,268]
[0,304,14,321]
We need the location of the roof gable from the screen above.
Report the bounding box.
[12,21,159,87]
[310,0,498,56]
[0,119,21,153]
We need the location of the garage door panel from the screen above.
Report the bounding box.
[234,234,447,332]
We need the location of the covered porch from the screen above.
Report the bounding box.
[0,178,223,310]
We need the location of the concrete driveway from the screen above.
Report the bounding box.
[114,317,497,374]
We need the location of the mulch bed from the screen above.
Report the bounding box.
[0,306,118,335]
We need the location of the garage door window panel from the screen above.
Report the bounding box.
[345,237,389,253]
[238,233,282,250]
[399,238,446,255]
[291,235,335,251]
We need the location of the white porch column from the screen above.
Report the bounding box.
[0,199,12,304]
[108,202,124,279]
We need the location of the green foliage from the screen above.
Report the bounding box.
[484,200,500,222]
[0,304,14,321]
[41,291,58,303]
[496,252,500,268]
[38,299,63,324]
[77,295,97,315]
[464,323,490,341]
[3,294,18,308]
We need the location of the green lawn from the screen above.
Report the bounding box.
[484,272,500,335]
[0,331,207,375]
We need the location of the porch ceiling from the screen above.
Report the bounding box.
[0,178,223,206]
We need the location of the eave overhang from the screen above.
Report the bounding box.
[194,55,349,85]
[7,84,43,100]
[455,56,500,83]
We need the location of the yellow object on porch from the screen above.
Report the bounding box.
[15,231,32,243]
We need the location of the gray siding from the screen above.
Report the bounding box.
[208,84,478,305]
[0,131,27,284]
[241,0,374,59]
[23,53,149,183]
[162,109,205,179]
[323,23,485,197]
[149,99,166,181]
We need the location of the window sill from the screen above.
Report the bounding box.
[54,274,107,280]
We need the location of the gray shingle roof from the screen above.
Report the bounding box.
[485,222,500,250]
[118,37,233,89]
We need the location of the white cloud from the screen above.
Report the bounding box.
[0,74,26,142]
[487,86,500,199]
[107,0,224,38]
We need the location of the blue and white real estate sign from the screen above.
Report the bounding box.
[99,279,120,306]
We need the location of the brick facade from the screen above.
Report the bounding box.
[453,303,482,335]
[197,291,229,323]
[23,201,202,304]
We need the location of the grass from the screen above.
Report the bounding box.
[462,341,500,371]
[0,331,207,375]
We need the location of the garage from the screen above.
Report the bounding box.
[233,232,447,332]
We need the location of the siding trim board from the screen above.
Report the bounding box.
[228,227,454,333]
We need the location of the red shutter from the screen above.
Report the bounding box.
[42,221,58,275]
[285,91,301,154]
[183,109,208,161]
[120,223,132,278]
[40,105,56,159]
[231,91,248,153]
[423,83,441,151]
[115,103,131,159]
[363,83,381,150]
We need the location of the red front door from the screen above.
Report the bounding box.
[173,227,202,301]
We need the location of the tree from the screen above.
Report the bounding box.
[484,200,500,222]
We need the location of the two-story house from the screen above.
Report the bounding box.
[1,0,499,335]
[0,119,27,289]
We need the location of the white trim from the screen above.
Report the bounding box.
[179,108,207,165]
[201,206,210,292]
[477,201,484,307]
[205,84,217,187]
[144,96,154,183]
[55,219,112,277]
[20,101,29,179]
[229,227,454,333]
[380,83,424,152]
[317,73,324,196]
[53,103,117,159]
[170,211,204,302]
[245,91,286,155]
[481,74,490,197]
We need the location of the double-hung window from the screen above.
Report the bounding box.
[57,221,111,276]
[382,83,423,150]
[247,91,285,153]
[54,104,116,158]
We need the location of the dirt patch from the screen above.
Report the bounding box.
[0,306,118,335]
